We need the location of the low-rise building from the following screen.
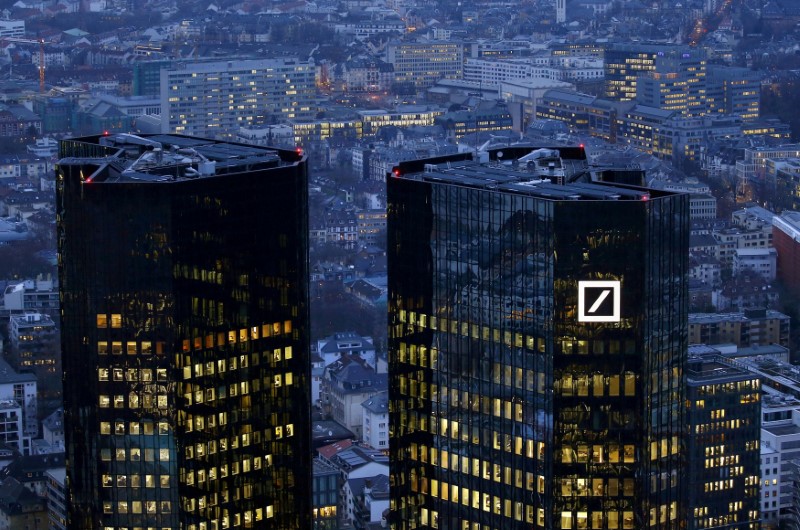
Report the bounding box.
[733,248,778,280]
[313,459,340,530]
[361,391,388,451]
[0,358,37,447]
[46,467,66,530]
[346,474,389,530]
[688,309,790,348]
[0,275,59,318]
[321,356,387,439]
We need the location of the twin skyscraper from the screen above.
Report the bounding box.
[56,134,695,529]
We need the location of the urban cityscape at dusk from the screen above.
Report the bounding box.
[0,0,798,528]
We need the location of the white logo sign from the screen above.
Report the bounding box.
[578,281,621,322]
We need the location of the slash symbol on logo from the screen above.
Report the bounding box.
[578,281,621,322]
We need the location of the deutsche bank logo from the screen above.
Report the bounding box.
[578,281,621,322]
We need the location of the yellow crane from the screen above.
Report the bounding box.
[2,37,49,92]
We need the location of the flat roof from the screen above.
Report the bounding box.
[763,423,800,437]
[59,134,302,184]
[392,148,668,202]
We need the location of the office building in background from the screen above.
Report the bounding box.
[161,59,317,137]
[57,133,311,529]
[387,147,689,529]
[685,354,761,530]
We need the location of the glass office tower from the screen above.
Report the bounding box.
[387,148,688,530]
[57,134,311,530]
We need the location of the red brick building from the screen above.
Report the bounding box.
[773,211,800,295]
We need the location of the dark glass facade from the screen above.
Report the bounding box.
[57,134,311,530]
[387,150,689,530]
[686,356,761,530]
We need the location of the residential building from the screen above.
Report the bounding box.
[318,332,377,370]
[0,275,59,318]
[685,354,761,530]
[361,391,388,450]
[0,400,24,455]
[346,474,390,530]
[689,194,717,219]
[321,355,386,438]
[7,312,60,401]
[733,248,777,280]
[0,476,47,530]
[0,357,37,448]
[344,59,395,93]
[0,19,24,38]
[356,209,387,245]
[688,309,790,348]
[387,148,688,529]
[761,411,800,526]
[57,133,312,529]
[161,58,317,136]
[313,459,340,530]
[46,467,67,530]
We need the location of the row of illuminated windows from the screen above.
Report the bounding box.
[556,372,636,397]
[100,421,169,436]
[102,500,171,515]
[647,503,679,526]
[418,479,543,525]
[99,367,167,382]
[400,379,536,423]
[695,379,760,395]
[409,444,543,490]
[184,411,230,432]
[100,447,170,462]
[96,314,122,328]
[182,375,293,406]
[181,322,292,352]
[650,437,680,460]
[562,510,639,530]
[183,457,264,485]
[98,341,165,356]
[102,474,170,489]
[705,456,741,468]
[403,410,608,467]
[184,435,273,460]
[183,348,293,380]
[182,506,273,530]
[562,443,636,464]
[314,506,337,519]
[694,419,750,433]
[99,393,168,409]
[704,479,735,492]
[560,477,635,497]
[397,310,546,351]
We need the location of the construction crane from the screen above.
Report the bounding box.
[2,37,48,92]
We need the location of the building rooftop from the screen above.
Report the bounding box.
[0,357,36,385]
[773,211,800,240]
[763,422,800,437]
[59,134,302,184]
[392,147,666,201]
[686,356,751,384]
